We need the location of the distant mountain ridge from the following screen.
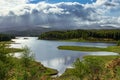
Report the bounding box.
[0,26,65,36]
[0,25,119,36]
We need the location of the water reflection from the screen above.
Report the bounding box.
[41,56,75,75]
[11,37,118,75]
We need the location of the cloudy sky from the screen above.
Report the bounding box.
[0,0,120,29]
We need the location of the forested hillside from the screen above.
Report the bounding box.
[0,34,15,41]
[39,29,120,41]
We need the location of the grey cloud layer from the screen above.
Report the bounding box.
[0,0,120,29]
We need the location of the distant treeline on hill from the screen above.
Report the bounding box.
[39,29,120,41]
[0,34,15,41]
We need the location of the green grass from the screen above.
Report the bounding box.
[57,45,120,79]
[0,41,14,44]
[57,55,120,80]
[0,42,58,80]
[59,38,117,43]
[6,58,58,80]
[84,55,120,63]
[58,46,120,54]
[0,41,23,53]
[0,48,23,54]
[3,48,23,53]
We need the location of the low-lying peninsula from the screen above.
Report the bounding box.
[58,46,120,53]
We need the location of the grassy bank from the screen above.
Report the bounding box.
[0,43,58,80]
[56,56,120,80]
[58,46,120,53]
[59,38,117,43]
[0,42,23,53]
[0,41,13,44]
[8,58,58,80]
[2,48,24,53]
[57,45,120,79]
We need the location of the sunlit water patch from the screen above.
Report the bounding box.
[10,37,118,75]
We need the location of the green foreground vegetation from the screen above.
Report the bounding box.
[58,46,120,53]
[0,43,58,80]
[1,31,120,80]
[1,42,120,80]
[57,43,120,79]
[0,43,23,53]
[57,56,120,80]
[38,29,120,80]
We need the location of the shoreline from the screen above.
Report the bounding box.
[58,46,120,54]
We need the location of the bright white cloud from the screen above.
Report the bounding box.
[0,0,120,29]
[95,0,108,6]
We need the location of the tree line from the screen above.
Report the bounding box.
[0,34,15,41]
[39,29,120,41]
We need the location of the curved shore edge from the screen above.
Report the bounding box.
[58,45,120,54]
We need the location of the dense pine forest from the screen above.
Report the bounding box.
[39,29,120,41]
[0,34,15,41]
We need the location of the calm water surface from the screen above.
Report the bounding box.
[11,37,118,75]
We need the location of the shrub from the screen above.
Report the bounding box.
[117,40,120,46]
